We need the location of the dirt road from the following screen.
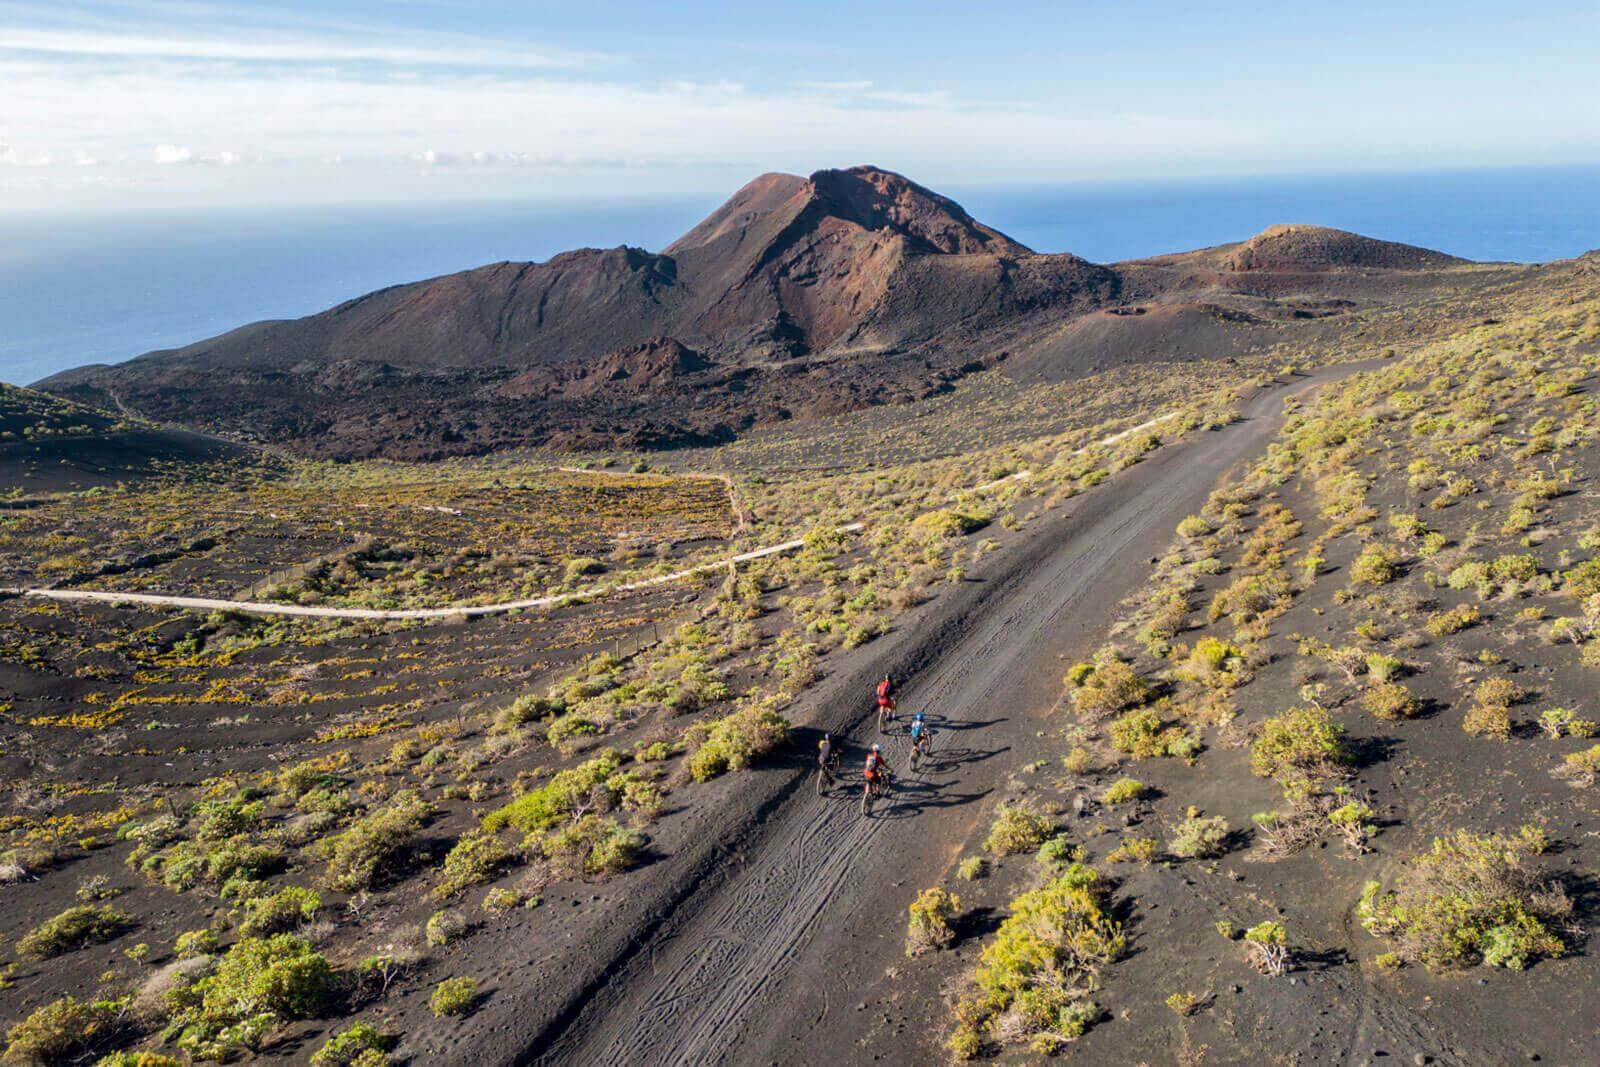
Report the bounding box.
[521,365,1375,1066]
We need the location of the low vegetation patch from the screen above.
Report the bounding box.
[948,865,1123,1058]
[905,887,960,957]
[16,904,134,960]
[1359,827,1572,971]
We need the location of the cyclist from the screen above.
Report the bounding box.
[909,712,930,767]
[864,743,892,794]
[876,675,897,730]
[816,733,838,789]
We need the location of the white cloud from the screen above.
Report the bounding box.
[0,26,603,70]
[153,143,193,164]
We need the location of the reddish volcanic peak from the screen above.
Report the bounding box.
[667,164,1029,260]
[804,165,1031,256]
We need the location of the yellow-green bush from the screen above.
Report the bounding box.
[429,977,478,1017]
[950,865,1123,1054]
[16,905,133,960]
[685,699,789,782]
[432,829,512,900]
[905,887,961,957]
[983,802,1053,856]
[1358,828,1569,971]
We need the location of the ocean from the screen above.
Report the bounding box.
[3,165,1597,387]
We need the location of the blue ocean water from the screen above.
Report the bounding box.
[3,165,1597,387]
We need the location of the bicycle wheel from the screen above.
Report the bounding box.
[861,782,874,816]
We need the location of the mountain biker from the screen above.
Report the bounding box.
[864,743,892,791]
[817,733,837,785]
[909,712,926,743]
[876,675,896,710]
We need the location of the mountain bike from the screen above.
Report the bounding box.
[861,770,890,816]
[910,731,930,772]
[816,751,840,795]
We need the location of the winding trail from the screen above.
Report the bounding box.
[499,366,1379,1067]
[1,412,1175,622]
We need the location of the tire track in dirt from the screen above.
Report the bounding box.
[529,367,1382,1067]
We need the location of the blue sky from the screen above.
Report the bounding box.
[3,0,1598,212]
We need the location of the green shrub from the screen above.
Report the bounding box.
[1358,828,1569,971]
[909,506,992,540]
[1350,544,1401,586]
[1106,836,1160,864]
[181,934,334,1043]
[983,802,1053,856]
[1100,778,1148,805]
[1491,554,1540,582]
[527,815,644,878]
[957,857,988,880]
[953,867,1122,1053]
[1249,706,1350,789]
[1207,568,1291,624]
[322,790,430,892]
[1561,558,1600,599]
[1362,681,1421,721]
[429,977,478,1018]
[481,886,527,914]
[16,905,133,960]
[1463,678,1520,739]
[432,830,512,899]
[133,837,287,895]
[311,1022,391,1067]
[1327,800,1377,851]
[1065,652,1150,718]
[1036,834,1081,873]
[193,794,265,842]
[482,753,621,834]
[685,699,789,782]
[3,996,121,1065]
[1447,561,1492,596]
[1388,513,1429,540]
[1181,637,1247,689]
[1168,815,1230,859]
[1176,515,1212,539]
[905,887,961,957]
[492,693,560,734]
[1560,744,1600,782]
[239,886,320,937]
[563,557,606,583]
[1108,709,1197,759]
[1426,603,1481,635]
[175,928,220,958]
[424,908,468,947]
[1364,653,1403,682]
[1243,921,1291,975]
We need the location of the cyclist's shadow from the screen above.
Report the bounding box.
[872,781,991,820]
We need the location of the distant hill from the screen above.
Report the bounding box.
[0,383,255,491]
[40,167,1495,460]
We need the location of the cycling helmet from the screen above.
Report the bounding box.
[871,743,880,752]
[914,712,925,721]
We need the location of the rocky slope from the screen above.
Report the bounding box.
[40,168,1509,459]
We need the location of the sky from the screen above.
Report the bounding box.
[2,0,1599,213]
